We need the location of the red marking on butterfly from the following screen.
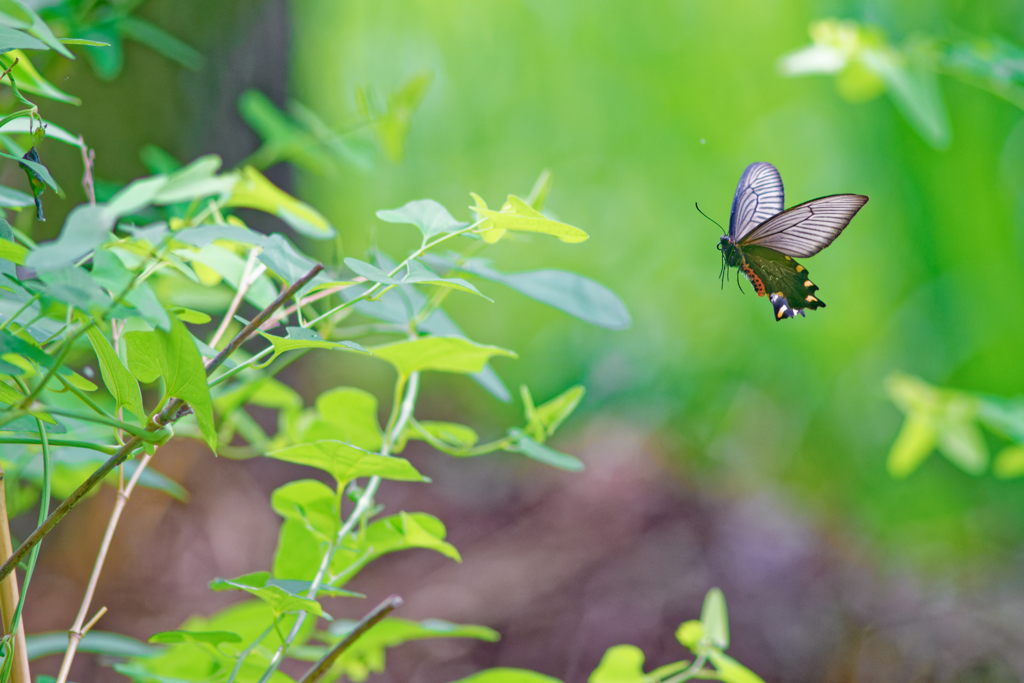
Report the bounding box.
[741,264,765,296]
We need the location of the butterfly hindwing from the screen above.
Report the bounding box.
[741,245,824,321]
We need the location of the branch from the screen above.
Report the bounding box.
[0,264,325,584]
[297,595,402,683]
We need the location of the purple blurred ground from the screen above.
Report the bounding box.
[21,422,1024,682]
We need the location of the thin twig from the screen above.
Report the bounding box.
[78,136,95,206]
[53,446,152,683]
[259,283,358,332]
[0,263,325,584]
[298,595,402,683]
[208,247,264,353]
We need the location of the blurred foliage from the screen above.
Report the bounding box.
[283,0,1024,576]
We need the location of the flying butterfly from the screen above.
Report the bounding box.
[715,162,868,321]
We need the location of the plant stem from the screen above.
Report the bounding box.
[304,221,484,328]
[0,416,50,682]
[208,247,264,353]
[255,372,420,682]
[0,464,29,683]
[297,595,402,683]
[0,437,117,454]
[0,293,40,332]
[54,447,155,683]
[0,264,325,585]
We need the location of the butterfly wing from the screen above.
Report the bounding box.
[739,194,868,258]
[729,162,784,241]
[742,245,824,321]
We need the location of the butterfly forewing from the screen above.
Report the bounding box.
[739,194,868,258]
[729,162,784,241]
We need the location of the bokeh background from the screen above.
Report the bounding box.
[21,0,1024,681]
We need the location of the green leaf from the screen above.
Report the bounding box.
[60,38,113,47]
[700,588,729,650]
[239,89,336,174]
[370,336,516,377]
[406,421,478,449]
[35,266,112,312]
[977,396,1024,442]
[153,154,233,203]
[524,385,585,442]
[182,242,279,309]
[118,17,202,71]
[270,479,339,539]
[867,40,951,149]
[324,617,498,682]
[80,25,122,80]
[588,644,647,683]
[431,257,630,330]
[330,512,459,583]
[82,317,145,423]
[0,0,71,57]
[675,620,704,649]
[368,71,432,162]
[26,631,158,660]
[993,446,1024,479]
[125,315,216,450]
[376,199,467,238]
[255,329,368,368]
[106,174,168,217]
[0,25,46,53]
[1,149,61,194]
[149,630,242,645]
[302,387,383,451]
[209,572,324,618]
[129,462,188,502]
[0,378,54,423]
[1,50,79,103]
[526,169,553,211]
[507,430,583,471]
[472,195,588,243]
[0,183,32,209]
[448,670,563,683]
[706,651,766,683]
[25,205,114,273]
[935,394,987,475]
[227,166,335,239]
[266,440,426,487]
[273,518,328,581]
[91,248,171,330]
[345,258,489,299]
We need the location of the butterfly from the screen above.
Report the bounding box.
[717,162,868,321]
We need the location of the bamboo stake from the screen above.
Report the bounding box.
[0,466,30,683]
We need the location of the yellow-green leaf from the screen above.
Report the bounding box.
[472,194,588,243]
[2,50,80,104]
[370,336,516,378]
[994,446,1024,479]
[227,166,335,239]
[266,440,425,487]
[82,318,145,423]
[255,331,368,368]
[886,411,937,478]
[125,315,215,450]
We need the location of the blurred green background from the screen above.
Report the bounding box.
[283,0,1024,574]
[31,0,1024,582]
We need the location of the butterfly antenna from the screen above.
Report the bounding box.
[695,202,726,235]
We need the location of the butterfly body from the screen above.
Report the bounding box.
[719,162,867,321]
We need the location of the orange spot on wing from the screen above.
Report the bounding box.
[741,264,766,296]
